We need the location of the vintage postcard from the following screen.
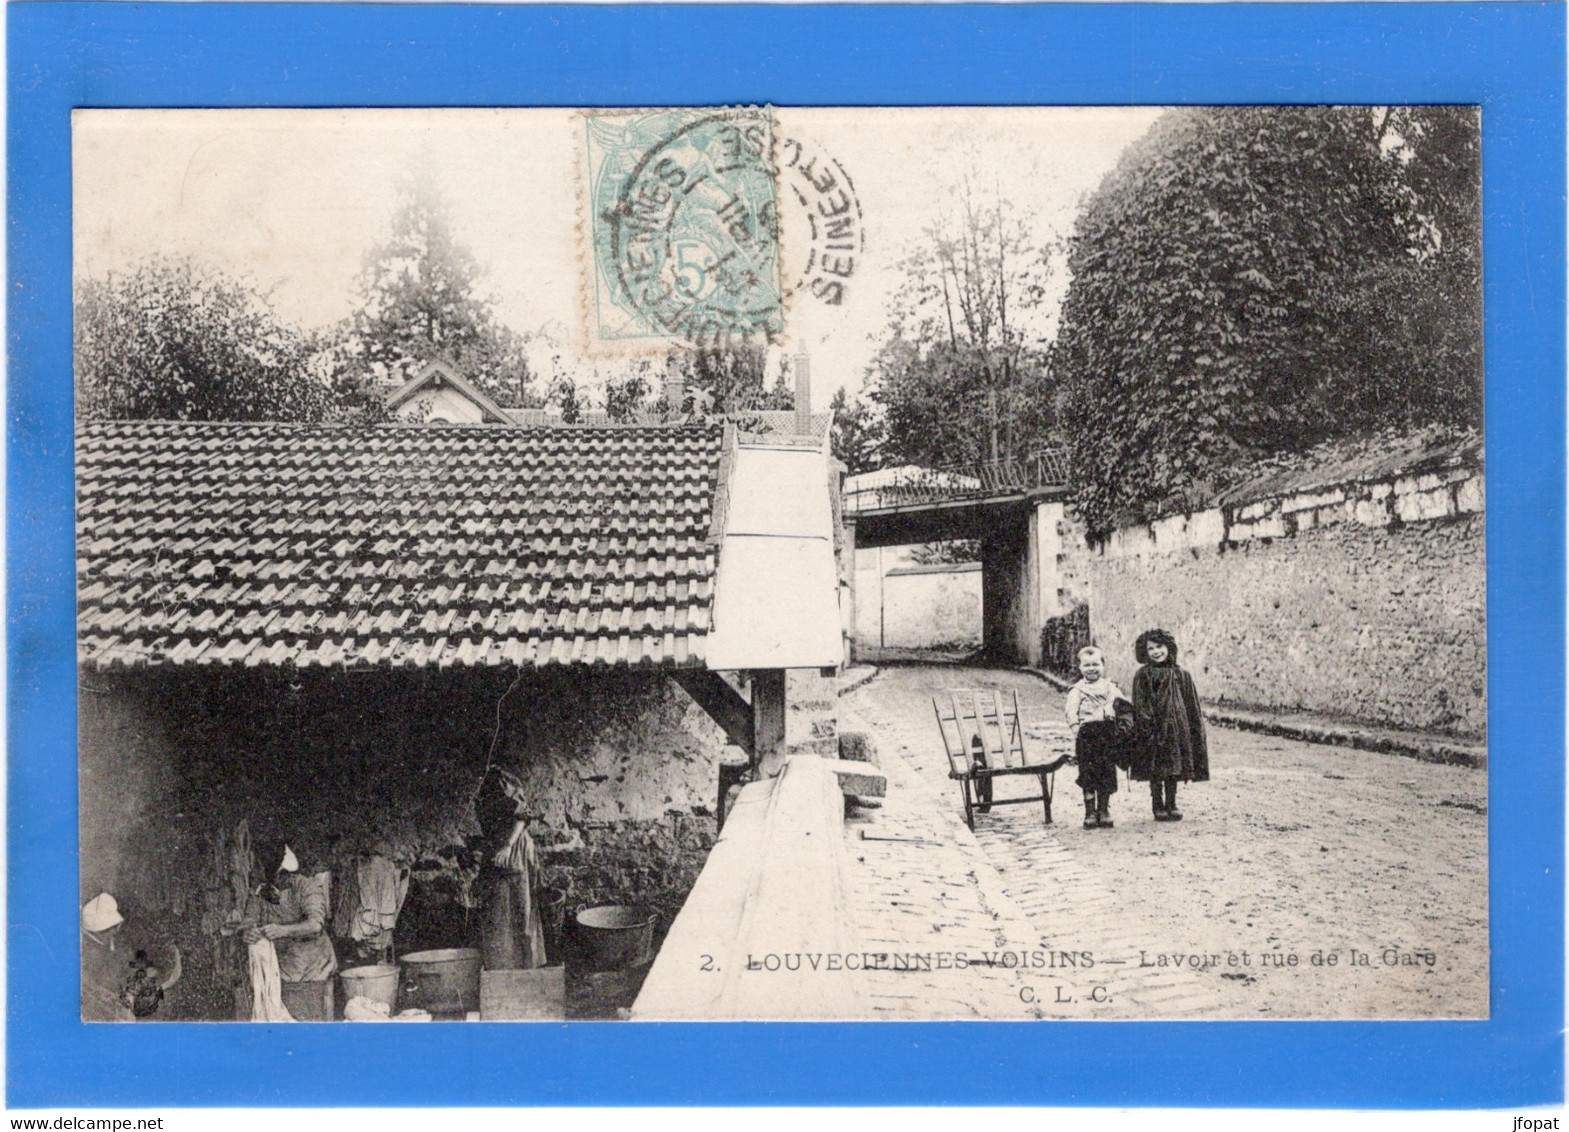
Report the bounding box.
[72,104,1485,1027]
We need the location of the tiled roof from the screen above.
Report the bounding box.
[77,420,725,671]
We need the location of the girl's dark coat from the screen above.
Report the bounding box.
[1130,629,1210,782]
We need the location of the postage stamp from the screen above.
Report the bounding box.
[583,107,784,349]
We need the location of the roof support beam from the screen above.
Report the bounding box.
[670,669,754,754]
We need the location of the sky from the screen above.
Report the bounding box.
[74,107,1163,409]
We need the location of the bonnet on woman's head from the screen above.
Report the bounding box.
[1134,628,1179,665]
[252,838,292,877]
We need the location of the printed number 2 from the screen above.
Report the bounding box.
[700,954,715,972]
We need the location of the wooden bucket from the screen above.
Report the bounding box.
[480,965,566,1021]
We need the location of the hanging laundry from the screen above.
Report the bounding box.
[333,853,410,966]
[353,855,410,941]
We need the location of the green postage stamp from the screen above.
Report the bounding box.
[583,107,784,349]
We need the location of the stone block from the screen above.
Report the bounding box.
[1395,488,1453,523]
[1232,514,1284,542]
[1455,477,1484,513]
[1188,508,1226,546]
[1282,488,1345,513]
[820,758,888,798]
[838,730,879,766]
[1352,499,1389,527]
[1150,513,1190,552]
[481,966,565,1021]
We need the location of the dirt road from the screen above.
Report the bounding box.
[841,664,1488,1019]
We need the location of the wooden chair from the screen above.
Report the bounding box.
[933,689,1071,829]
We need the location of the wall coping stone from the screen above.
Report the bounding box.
[631,755,867,1019]
[1096,462,1482,561]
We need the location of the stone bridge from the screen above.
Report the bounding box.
[841,451,1071,667]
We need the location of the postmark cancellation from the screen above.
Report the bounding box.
[582,107,784,351]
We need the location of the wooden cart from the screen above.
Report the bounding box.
[933,689,1071,830]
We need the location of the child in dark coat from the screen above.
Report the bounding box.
[1131,628,1209,821]
[1064,646,1132,829]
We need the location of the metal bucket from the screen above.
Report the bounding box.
[339,964,399,1015]
[400,948,481,1016]
[573,905,655,972]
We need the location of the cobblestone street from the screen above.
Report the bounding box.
[839,664,1488,1020]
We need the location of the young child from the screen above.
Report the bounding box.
[1131,628,1210,821]
[1064,646,1129,829]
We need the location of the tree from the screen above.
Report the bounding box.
[344,182,535,407]
[828,387,884,475]
[672,344,793,416]
[1055,106,1481,536]
[75,256,332,422]
[865,185,1058,469]
[544,356,584,424]
[603,360,654,422]
[909,540,980,565]
[303,324,393,424]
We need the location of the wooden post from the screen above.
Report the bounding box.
[750,669,788,778]
[841,517,858,666]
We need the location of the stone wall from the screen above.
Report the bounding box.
[78,665,731,1018]
[1058,462,1485,737]
[854,559,982,651]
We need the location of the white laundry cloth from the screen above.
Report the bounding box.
[344,995,392,1022]
[247,937,295,1023]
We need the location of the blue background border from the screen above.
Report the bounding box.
[8,2,1564,1109]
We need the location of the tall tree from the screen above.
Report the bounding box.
[345,182,535,407]
[75,256,332,422]
[828,386,884,475]
[1055,106,1481,536]
[866,185,1058,469]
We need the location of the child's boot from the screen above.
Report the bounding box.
[1083,791,1098,830]
[1097,792,1113,829]
[1151,779,1169,821]
[1165,777,1183,821]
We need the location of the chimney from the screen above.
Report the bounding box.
[794,353,812,436]
[663,355,685,420]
